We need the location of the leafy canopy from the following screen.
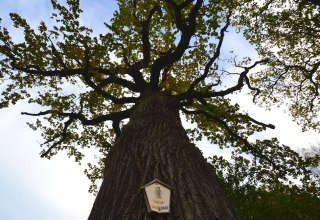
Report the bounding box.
[0,0,319,205]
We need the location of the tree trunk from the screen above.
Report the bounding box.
[88,91,238,220]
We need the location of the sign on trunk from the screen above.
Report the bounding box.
[141,179,172,213]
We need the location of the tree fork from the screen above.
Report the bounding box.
[88,91,238,219]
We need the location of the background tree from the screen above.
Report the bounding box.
[0,0,319,219]
[211,140,320,220]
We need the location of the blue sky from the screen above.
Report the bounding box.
[0,1,117,219]
[0,1,319,220]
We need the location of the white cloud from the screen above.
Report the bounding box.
[0,101,95,220]
[1,1,319,220]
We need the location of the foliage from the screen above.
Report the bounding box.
[235,0,320,131]
[211,141,320,219]
[0,0,319,213]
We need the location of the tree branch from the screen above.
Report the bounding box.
[113,38,147,89]
[112,120,121,138]
[282,61,320,96]
[21,108,131,126]
[11,62,83,77]
[243,114,275,129]
[121,5,162,91]
[181,107,279,169]
[179,0,195,9]
[13,61,143,101]
[93,67,142,93]
[81,71,139,104]
[39,118,72,158]
[177,59,268,105]
[21,108,132,157]
[48,36,68,69]
[184,13,231,100]
[149,0,203,88]
[131,5,161,71]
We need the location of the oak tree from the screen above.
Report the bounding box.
[1,0,319,219]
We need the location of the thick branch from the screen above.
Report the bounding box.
[112,120,121,138]
[243,114,275,129]
[81,72,139,104]
[21,108,131,126]
[97,74,142,93]
[165,0,185,30]
[181,108,279,169]
[204,59,268,97]
[91,67,143,92]
[131,5,161,71]
[120,5,162,91]
[244,75,261,102]
[9,49,142,102]
[113,41,147,89]
[127,67,148,90]
[21,108,131,157]
[12,63,83,77]
[149,0,203,88]
[177,59,268,104]
[186,13,231,95]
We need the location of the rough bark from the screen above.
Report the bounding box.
[88,91,238,220]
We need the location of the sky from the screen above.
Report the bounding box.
[0,1,319,220]
[0,1,116,219]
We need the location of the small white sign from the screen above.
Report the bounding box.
[142,179,172,213]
